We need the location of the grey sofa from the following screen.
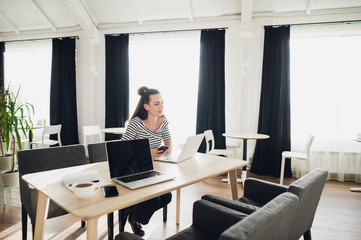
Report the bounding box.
[202,168,328,240]
[17,144,87,240]
[115,192,299,240]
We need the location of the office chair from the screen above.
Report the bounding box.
[17,145,87,240]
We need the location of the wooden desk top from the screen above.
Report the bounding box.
[22,153,247,220]
[101,127,126,134]
[223,133,270,140]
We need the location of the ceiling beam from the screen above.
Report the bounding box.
[185,0,194,22]
[240,0,253,37]
[0,9,20,34]
[32,0,56,31]
[62,0,99,40]
[130,0,143,24]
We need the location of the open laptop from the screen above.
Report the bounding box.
[106,139,175,189]
[154,134,204,163]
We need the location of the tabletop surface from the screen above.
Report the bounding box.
[101,127,126,134]
[22,153,247,220]
[223,133,270,140]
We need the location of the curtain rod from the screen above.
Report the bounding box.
[2,36,79,43]
[266,19,361,28]
[106,27,228,36]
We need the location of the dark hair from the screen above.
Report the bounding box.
[131,86,160,120]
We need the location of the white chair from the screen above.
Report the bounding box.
[82,125,102,146]
[204,130,235,157]
[30,124,62,148]
[280,135,315,185]
[204,130,239,183]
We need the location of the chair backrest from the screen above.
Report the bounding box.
[17,144,87,224]
[204,130,215,153]
[305,135,315,156]
[219,192,299,240]
[87,142,107,163]
[287,168,328,240]
[82,125,102,145]
[42,124,62,146]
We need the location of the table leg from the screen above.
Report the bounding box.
[86,218,99,240]
[176,189,181,224]
[34,192,49,240]
[240,139,248,184]
[228,169,239,200]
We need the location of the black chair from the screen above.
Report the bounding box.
[202,168,328,240]
[115,192,299,240]
[17,144,87,240]
[87,142,169,239]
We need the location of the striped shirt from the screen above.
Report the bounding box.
[121,116,172,149]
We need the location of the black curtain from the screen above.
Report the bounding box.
[105,34,129,140]
[250,26,291,177]
[50,38,79,145]
[196,29,226,152]
[0,42,4,88]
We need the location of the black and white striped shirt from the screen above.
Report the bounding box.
[121,116,172,149]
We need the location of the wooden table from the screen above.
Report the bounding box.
[22,153,247,240]
[222,133,270,184]
[101,127,126,135]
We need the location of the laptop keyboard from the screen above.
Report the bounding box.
[117,171,162,183]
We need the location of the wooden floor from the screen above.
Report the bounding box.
[1,171,361,240]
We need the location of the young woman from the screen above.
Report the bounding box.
[120,86,172,236]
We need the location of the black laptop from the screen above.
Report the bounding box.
[105,139,174,189]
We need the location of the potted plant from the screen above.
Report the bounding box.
[0,85,34,187]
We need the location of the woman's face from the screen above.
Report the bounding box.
[144,93,164,118]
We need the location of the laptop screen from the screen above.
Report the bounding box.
[106,139,154,179]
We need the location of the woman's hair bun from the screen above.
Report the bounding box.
[137,86,149,96]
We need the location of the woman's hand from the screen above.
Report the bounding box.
[151,148,166,159]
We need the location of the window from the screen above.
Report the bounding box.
[129,31,200,145]
[4,40,52,126]
[290,24,361,182]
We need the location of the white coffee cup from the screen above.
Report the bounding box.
[72,181,100,199]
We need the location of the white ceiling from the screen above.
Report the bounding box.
[0,0,361,35]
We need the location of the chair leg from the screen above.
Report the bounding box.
[163,206,167,222]
[108,212,114,240]
[280,156,286,185]
[303,229,312,240]
[81,220,86,228]
[21,205,28,240]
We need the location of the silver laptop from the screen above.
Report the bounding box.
[154,134,204,163]
[106,139,175,189]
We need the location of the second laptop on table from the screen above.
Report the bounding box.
[106,138,175,189]
[154,134,204,163]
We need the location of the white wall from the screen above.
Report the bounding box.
[1,10,360,154]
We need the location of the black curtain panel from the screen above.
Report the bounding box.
[196,29,226,152]
[251,25,291,177]
[0,42,4,88]
[50,37,79,145]
[105,34,129,140]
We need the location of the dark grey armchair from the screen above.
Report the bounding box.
[17,144,87,240]
[115,192,299,240]
[202,168,328,240]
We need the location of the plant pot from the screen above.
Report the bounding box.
[1,171,19,187]
[0,155,13,173]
